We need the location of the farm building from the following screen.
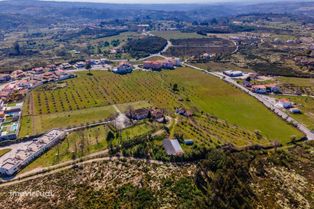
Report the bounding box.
[143,58,181,71]
[100,58,111,65]
[150,108,166,123]
[75,61,86,68]
[176,108,193,117]
[184,139,194,145]
[265,84,281,94]
[11,70,26,80]
[32,67,45,74]
[290,108,302,114]
[275,98,293,109]
[126,108,150,120]
[0,74,11,83]
[252,85,267,94]
[144,61,163,71]
[59,63,72,70]
[162,139,184,156]
[4,104,22,114]
[113,62,133,74]
[223,70,243,77]
[47,64,57,72]
[252,84,280,94]
[243,80,252,87]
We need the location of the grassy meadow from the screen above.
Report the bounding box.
[193,62,253,73]
[277,76,314,87]
[20,122,155,173]
[20,125,110,173]
[152,31,204,40]
[21,68,302,144]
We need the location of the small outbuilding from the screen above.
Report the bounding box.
[223,70,243,77]
[184,139,194,145]
[290,108,302,114]
[162,139,184,156]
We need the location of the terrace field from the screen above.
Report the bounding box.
[164,38,236,58]
[21,68,302,144]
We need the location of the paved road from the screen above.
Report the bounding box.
[231,40,239,54]
[161,40,173,54]
[138,40,172,61]
[184,63,314,141]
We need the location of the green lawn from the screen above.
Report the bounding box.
[121,123,154,139]
[22,68,302,144]
[20,125,111,173]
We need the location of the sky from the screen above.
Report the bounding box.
[45,0,259,4]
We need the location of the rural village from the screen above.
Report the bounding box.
[0,44,313,176]
[0,1,314,208]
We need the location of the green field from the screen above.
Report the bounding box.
[20,104,116,137]
[21,122,154,173]
[20,125,110,173]
[21,68,302,144]
[121,123,154,139]
[152,31,204,40]
[20,100,150,137]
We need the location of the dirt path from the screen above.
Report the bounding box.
[28,93,36,135]
[112,104,121,114]
[0,156,164,188]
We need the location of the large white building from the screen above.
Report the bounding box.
[0,130,66,176]
[223,70,243,77]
